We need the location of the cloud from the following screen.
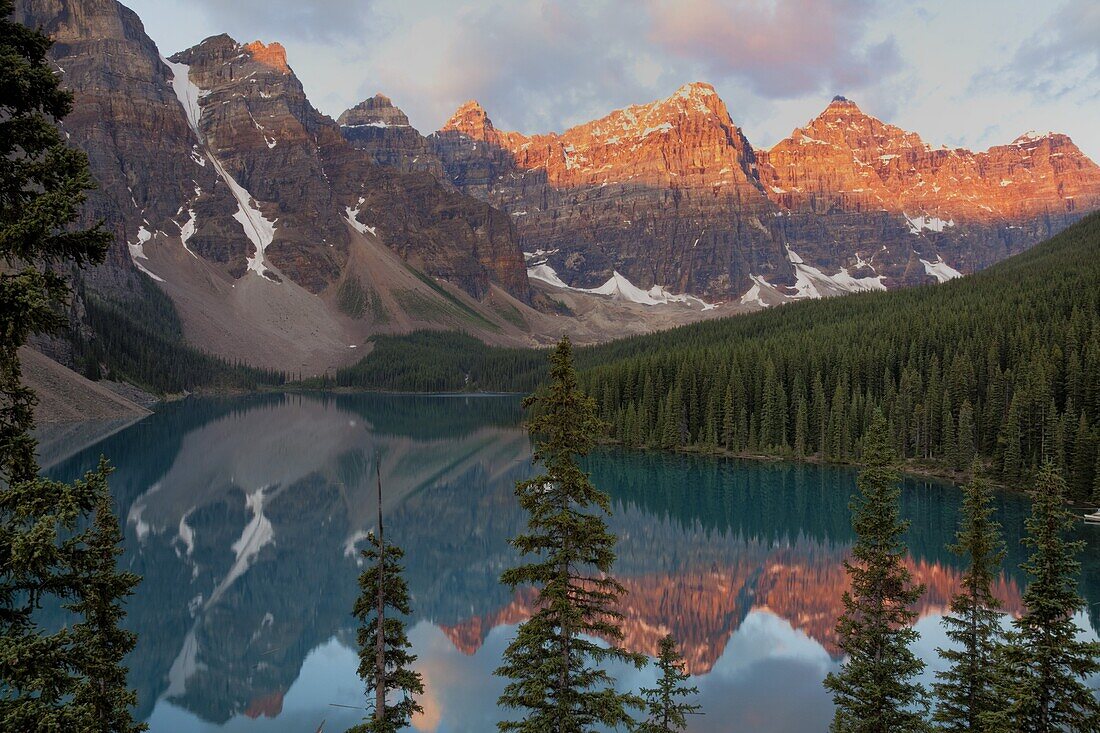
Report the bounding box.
[646,0,903,98]
[349,0,675,134]
[125,0,1099,163]
[179,0,374,42]
[334,0,901,135]
[975,0,1100,101]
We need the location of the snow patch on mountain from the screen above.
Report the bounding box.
[164,58,206,136]
[920,256,963,283]
[740,276,775,308]
[127,225,165,282]
[527,263,571,290]
[528,264,717,309]
[178,208,198,258]
[344,197,377,236]
[787,247,885,298]
[208,156,278,279]
[904,213,955,234]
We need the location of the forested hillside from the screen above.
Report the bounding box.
[337,213,1100,495]
[69,277,286,393]
[580,212,1100,496]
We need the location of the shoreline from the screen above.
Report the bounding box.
[60,384,1099,509]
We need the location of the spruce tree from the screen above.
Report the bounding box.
[68,468,146,733]
[824,411,930,733]
[496,337,644,732]
[2,4,136,729]
[956,401,975,471]
[994,463,1100,732]
[637,634,702,733]
[350,464,423,733]
[931,465,1006,732]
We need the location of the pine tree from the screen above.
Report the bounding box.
[824,411,931,733]
[637,634,702,733]
[350,463,423,733]
[0,0,109,487]
[1093,451,1100,505]
[1,4,134,729]
[994,463,1100,732]
[794,395,809,458]
[931,465,1006,732]
[68,468,146,733]
[496,337,644,732]
[1000,401,1023,481]
[956,401,975,471]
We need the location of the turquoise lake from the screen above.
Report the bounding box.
[39,393,1100,732]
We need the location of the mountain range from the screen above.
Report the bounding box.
[13,0,1100,378]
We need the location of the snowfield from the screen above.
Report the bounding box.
[527,263,717,310]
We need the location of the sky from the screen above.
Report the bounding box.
[125,0,1100,160]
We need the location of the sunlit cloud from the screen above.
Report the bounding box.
[122,0,1100,161]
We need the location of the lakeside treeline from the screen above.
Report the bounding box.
[580,214,1100,497]
[328,213,1100,497]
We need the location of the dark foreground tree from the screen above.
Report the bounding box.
[637,634,702,732]
[824,412,930,733]
[993,463,1100,732]
[2,3,138,729]
[69,468,146,733]
[496,336,644,732]
[932,464,1006,731]
[349,463,423,733]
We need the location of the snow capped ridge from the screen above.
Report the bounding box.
[1014,130,1058,144]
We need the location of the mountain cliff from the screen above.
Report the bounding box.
[14,0,548,376]
[15,0,1100,381]
[418,87,1100,303]
[427,83,779,298]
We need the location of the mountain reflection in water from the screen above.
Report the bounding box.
[41,393,1100,733]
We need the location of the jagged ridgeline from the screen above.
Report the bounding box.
[346,212,1100,493]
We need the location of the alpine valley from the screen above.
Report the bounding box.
[13,0,1100,382]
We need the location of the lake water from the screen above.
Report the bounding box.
[40,393,1100,732]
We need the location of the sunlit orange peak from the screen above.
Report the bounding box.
[243,40,290,73]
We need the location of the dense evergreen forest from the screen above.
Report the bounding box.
[331,331,548,393]
[69,275,286,393]
[335,212,1100,497]
[581,213,1100,498]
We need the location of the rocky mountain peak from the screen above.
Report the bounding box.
[441,100,498,142]
[667,81,725,114]
[338,94,412,129]
[243,40,290,73]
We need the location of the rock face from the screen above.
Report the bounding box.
[427,83,779,297]
[15,0,529,306]
[167,34,527,298]
[13,0,210,296]
[755,96,1100,286]
[759,96,1100,220]
[338,94,443,177]
[421,88,1100,301]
